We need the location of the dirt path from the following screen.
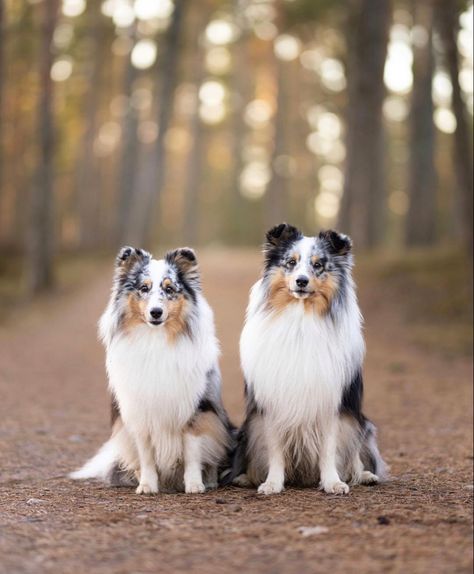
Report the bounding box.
[0,250,472,574]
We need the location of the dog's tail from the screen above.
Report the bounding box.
[220,425,248,486]
[361,420,388,480]
[69,425,134,482]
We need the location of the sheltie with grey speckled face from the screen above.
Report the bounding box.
[227,223,386,495]
[70,246,234,494]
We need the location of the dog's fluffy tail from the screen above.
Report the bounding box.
[69,426,134,482]
[361,420,388,480]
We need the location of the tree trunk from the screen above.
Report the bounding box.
[182,6,207,246]
[265,56,289,229]
[406,0,437,246]
[76,0,106,250]
[116,23,140,246]
[0,0,4,209]
[228,2,249,244]
[27,0,59,294]
[435,0,473,254]
[340,0,391,249]
[134,0,185,247]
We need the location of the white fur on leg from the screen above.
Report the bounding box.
[257,422,285,495]
[135,436,158,495]
[183,434,205,494]
[319,418,349,495]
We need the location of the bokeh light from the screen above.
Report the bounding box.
[274,34,301,62]
[51,58,73,82]
[131,39,157,69]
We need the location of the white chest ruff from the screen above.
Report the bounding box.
[240,300,364,427]
[106,325,216,437]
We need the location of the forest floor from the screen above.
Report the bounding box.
[0,249,472,574]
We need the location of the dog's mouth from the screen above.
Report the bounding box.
[148,319,164,326]
[291,289,315,299]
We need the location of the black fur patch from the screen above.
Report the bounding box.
[264,223,303,272]
[318,230,352,256]
[340,370,364,424]
[197,397,218,415]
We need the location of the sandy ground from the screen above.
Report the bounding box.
[0,250,472,574]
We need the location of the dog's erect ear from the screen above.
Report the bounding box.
[265,223,302,249]
[319,230,352,256]
[165,247,200,287]
[116,246,150,269]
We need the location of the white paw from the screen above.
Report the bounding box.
[136,482,158,495]
[185,481,206,494]
[322,480,349,495]
[360,471,379,485]
[257,481,284,495]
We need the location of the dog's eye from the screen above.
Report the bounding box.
[286,259,297,269]
[139,284,150,294]
[313,262,323,271]
[164,285,174,295]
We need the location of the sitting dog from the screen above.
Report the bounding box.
[70,246,234,494]
[230,224,386,495]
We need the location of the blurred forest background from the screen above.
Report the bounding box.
[0,0,472,295]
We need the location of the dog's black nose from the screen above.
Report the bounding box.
[150,308,163,319]
[296,276,309,288]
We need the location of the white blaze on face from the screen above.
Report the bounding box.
[146,259,169,323]
[289,237,316,297]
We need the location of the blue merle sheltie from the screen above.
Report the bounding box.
[229,223,386,495]
[70,246,234,494]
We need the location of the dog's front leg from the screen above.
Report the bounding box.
[183,433,206,493]
[319,417,349,495]
[258,420,285,495]
[135,435,159,495]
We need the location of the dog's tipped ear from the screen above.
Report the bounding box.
[319,230,352,256]
[165,248,200,285]
[116,246,150,268]
[265,223,302,248]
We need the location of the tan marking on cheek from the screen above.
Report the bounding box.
[267,268,296,313]
[122,293,147,332]
[164,295,190,342]
[186,412,229,446]
[304,274,339,316]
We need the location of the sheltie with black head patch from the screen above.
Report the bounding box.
[70,246,234,494]
[227,223,387,495]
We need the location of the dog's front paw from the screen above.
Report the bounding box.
[185,481,206,494]
[360,471,379,485]
[136,482,159,495]
[322,480,349,495]
[257,481,284,495]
